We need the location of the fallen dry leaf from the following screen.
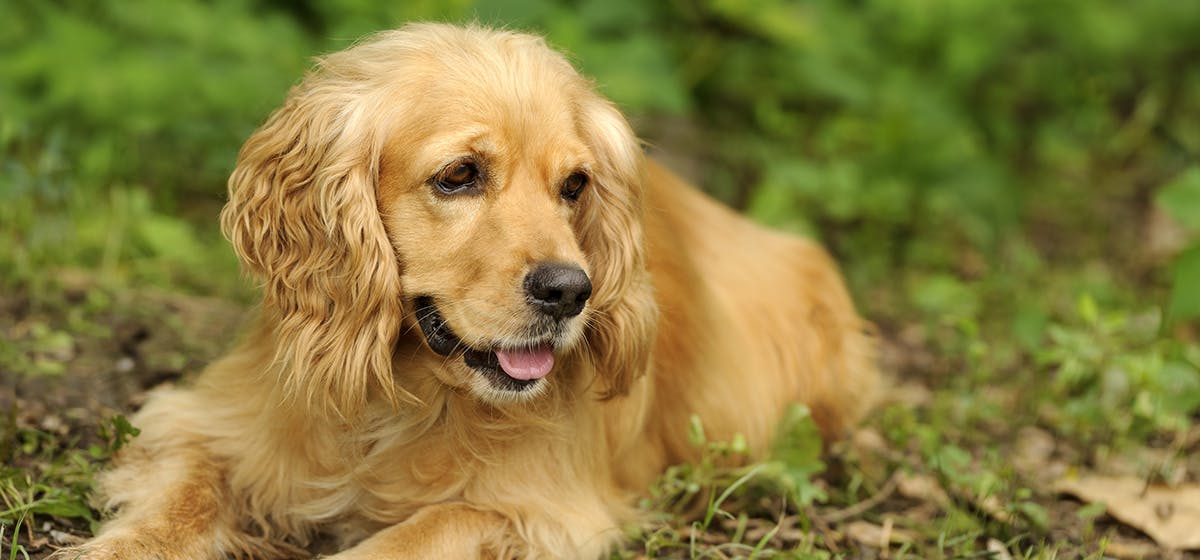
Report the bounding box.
[895,472,950,507]
[986,538,1013,560]
[977,494,1013,524]
[1011,426,1056,474]
[1056,474,1200,550]
[850,428,889,455]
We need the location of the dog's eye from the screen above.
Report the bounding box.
[561,172,589,202]
[434,161,480,194]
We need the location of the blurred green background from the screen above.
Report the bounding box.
[5,0,1200,313]
[3,0,1200,444]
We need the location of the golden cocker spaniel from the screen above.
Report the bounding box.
[63,23,877,559]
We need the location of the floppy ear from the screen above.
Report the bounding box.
[220,75,403,419]
[574,98,659,398]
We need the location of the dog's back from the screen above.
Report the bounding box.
[608,161,878,490]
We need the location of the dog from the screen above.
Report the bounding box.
[60,23,877,559]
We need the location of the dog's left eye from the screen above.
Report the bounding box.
[434,161,480,194]
[561,172,589,202]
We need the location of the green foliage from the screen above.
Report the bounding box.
[1157,168,1200,232]
[877,403,1052,543]
[1,117,246,296]
[1,1,310,195]
[95,415,141,456]
[6,0,1200,297]
[1038,295,1200,444]
[633,410,829,558]
[762,405,827,507]
[0,414,139,553]
[7,0,1199,311]
[1169,248,1200,323]
[647,415,754,516]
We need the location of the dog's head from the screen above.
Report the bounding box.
[221,24,657,415]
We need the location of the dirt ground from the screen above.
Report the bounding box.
[2,284,247,557]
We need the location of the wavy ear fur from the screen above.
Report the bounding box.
[574,98,659,398]
[220,61,402,419]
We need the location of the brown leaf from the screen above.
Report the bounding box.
[1056,475,1200,550]
[977,494,1013,524]
[1011,426,1057,475]
[986,538,1013,560]
[850,428,889,455]
[895,472,950,507]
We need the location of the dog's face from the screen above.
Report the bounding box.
[377,67,598,401]
[222,25,657,414]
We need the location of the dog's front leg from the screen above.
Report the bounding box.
[325,503,517,560]
[50,451,244,560]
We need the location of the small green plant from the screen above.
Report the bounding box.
[1038,294,1200,445]
[94,415,141,457]
[0,414,141,554]
[643,414,754,520]
[628,407,830,558]
[759,405,829,508]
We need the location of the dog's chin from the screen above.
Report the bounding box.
[414,296,575,403]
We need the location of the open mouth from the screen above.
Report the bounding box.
[414,296,554,392]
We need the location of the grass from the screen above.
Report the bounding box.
[601,276,1198,558]
[0,411,133,558]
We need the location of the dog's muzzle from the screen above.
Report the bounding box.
[413,296,553,392]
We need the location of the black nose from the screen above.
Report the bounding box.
[524,262,592,319]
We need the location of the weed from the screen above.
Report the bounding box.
[1038,295,1200,447]
[0,415,139,555]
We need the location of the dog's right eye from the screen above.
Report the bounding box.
[433,161,480,194]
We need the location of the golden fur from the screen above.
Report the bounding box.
[59,23,877,559]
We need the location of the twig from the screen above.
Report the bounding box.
[822,472,900,523]
[804,506,841,554]
[879,517,894,559]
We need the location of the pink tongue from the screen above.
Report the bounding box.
[494,347,555,380]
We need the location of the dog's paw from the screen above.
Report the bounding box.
[45,546,116,560]
[46,539,169,560]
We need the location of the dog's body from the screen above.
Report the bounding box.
[63,24,875,559]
